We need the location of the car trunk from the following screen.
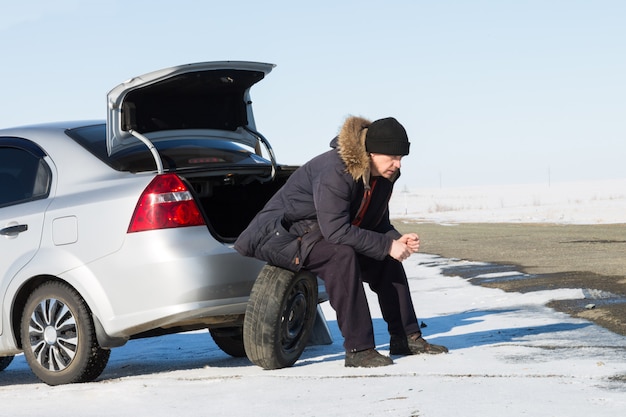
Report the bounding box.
[180,167,295,243]
[104,61,292,243]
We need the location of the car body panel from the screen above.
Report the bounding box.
[0,199,49,338]
[0,134,54,340]
[4,226,265,347]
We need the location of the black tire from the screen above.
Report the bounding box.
[244,265,318,369]
[0,355,14,371]
[20,281,110,385]
[209,326,246,357]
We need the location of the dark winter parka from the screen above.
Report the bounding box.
[234,116,402,271]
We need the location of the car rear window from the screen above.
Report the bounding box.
[67,124,267,172]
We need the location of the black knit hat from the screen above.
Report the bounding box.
[365,117,410,156]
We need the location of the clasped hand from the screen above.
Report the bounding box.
[389,233,420,262]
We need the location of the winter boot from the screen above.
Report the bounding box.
[390,333,449,355]
[345,348,393,367]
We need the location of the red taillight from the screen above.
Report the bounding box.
[128,174,205,233]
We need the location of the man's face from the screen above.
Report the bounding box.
[370,153,403,179]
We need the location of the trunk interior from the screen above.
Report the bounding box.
[183,167,295,243]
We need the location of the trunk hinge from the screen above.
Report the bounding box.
[128,129,164,174]
[244,126,276,182]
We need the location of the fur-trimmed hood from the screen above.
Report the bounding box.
[336,116,372,182]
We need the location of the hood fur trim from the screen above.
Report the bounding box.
[337,116,371,182]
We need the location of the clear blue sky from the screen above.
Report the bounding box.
[1,0,624,187]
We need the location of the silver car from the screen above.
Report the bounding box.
[0,61,329,385]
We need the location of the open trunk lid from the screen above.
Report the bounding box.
[106,61,275,156]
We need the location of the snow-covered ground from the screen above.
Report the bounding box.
[390,178,626,224]
[1,179,625,416]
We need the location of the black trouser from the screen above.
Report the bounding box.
[303,239,421,352]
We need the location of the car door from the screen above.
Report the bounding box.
[0,138,52,335]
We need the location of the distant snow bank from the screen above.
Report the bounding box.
[390,178,626,224]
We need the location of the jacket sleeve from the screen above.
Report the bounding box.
[377,208,402,240]
[312,166,392,260]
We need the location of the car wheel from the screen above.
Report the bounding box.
[244,265,318,369]
[0,355,14,371]
[209,327,246,357]
[20,281,111,385]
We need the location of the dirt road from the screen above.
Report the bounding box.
[394,221,626,336]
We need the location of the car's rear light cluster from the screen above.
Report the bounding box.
[128,173,205,233]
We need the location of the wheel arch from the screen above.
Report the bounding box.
[9,275,118,350]
[10,274,52,349]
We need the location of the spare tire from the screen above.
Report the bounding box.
[244,265,318,369]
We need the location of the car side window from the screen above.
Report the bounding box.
[0,141,51,208]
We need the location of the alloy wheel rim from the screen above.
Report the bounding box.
[28,298,78,372]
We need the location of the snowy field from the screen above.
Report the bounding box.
[389,178,626,224]
[1,179,625,416]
